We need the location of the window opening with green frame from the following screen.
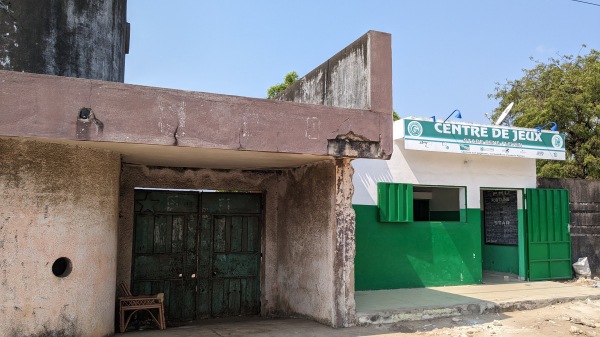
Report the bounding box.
[378,183,467,222]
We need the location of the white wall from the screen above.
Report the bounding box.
[353,121,537,208]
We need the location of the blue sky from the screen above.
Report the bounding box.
[125,0,599,124]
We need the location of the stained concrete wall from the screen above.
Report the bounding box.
[276,30,393,158]
[273,31,390,328]
[0,138,121,337]
[537,178,600,277]
[118,160,352,326]
[0,0,128,82]
[274,160,337,325]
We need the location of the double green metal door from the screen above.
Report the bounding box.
[132,190,262,321]
[526,188,572,280]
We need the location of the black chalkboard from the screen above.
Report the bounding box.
[483,190,518,246]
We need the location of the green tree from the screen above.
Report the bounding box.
[267,71,298,99]
[393,111,400,121]
[489,47,600,179]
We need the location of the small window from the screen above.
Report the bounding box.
[414,186,466,222]
[378,183,466,222]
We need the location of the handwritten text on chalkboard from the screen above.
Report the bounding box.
[483,190,518,246]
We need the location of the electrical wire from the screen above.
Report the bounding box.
[570,0,600,7]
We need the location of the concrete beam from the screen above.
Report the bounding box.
[0,69,389,162]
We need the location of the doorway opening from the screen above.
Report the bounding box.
[480,188,524,279]
[131,188,263,323]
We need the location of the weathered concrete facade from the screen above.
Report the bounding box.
[0,0,128,81]
[538,178,600,276]
[333,159,356,326]
[0,23,392,332]
[0,69,386,164]
[0,138,121,336]
[274,160,338,325]
[118,160,349,326]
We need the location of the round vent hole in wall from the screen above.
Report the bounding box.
[52,257,72,277]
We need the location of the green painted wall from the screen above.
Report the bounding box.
[355,205,482,290]
[481,209,525,276]
[482,245,518,274]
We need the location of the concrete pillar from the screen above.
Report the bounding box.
[0,138,121,336]
[333,158,356,327]
[0,0,128,82]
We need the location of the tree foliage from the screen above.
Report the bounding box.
[490,48,600,179]
[267,71,298,99]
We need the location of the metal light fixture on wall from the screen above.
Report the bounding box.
[534,122,558,132]
[443,109,462,123]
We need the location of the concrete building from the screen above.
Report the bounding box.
[0,1,393,335]
[353,118,571,291]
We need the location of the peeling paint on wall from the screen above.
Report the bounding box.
[333,159,356,327]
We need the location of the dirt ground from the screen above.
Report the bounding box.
[378,278,600,337]
[119,278,600,337]
[120,298,600,337]
[373,298,599,337]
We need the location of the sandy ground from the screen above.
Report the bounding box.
[372,298,600,337]
[120,298,600,337]
[379,278,600,337]
[119,278,600,337]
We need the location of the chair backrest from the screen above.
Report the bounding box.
[120,281,133,296]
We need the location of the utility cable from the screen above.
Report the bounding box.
[569,0,600,7]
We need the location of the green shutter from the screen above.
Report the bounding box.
[377,183,413,222]
[526,188,572,280]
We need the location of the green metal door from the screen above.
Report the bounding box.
[200,193,262,317]
[132,190,262,322]
[133,190,199,321]
[525,188,572,280]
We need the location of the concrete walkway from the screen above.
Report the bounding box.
[116,275,600,336]
[355,273,600,325]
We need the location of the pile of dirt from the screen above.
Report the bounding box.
[567,277,600,288]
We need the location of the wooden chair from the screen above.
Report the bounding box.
[118,281,166,332]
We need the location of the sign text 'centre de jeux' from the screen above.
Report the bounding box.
[402,118,566,160]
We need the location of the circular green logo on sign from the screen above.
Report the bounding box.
[552,135,563,148]
[407,121,423,137]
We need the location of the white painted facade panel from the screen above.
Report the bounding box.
[352,121,537,208]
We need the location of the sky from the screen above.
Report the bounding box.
[125,0,600,125]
